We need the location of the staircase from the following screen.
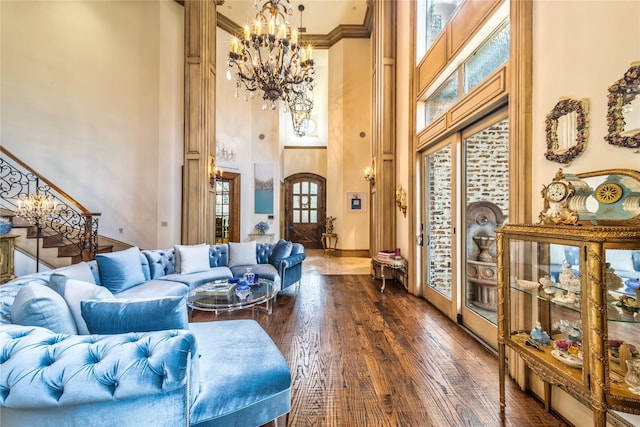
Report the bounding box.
[0,147,112,270]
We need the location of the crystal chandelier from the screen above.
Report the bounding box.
[16,193,59,272]
[227,0,316,111]
[16,193,58,226]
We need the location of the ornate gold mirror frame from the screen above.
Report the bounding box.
[544,97,589,164]
[605,61,640,149]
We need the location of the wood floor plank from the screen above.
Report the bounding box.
[191,274,569,427]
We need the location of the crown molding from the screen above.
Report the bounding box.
[216,3,372,48]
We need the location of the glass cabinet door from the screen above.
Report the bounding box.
[605,248,640,409]
[506,239,588,389]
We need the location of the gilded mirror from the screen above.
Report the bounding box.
[605,62,640,149]
[544,97,589,164]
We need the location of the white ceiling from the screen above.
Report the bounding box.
[219,0,368,36]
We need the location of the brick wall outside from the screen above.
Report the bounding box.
[427,118,509,296]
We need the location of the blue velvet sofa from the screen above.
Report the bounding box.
[0,241,303,426]
[142,240,306,293]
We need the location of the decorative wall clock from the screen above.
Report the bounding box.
[539,169,579,225]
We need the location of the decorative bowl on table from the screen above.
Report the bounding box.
[235,282,251,300]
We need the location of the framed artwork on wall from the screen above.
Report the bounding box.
[254,163,274,214]
[347,192,367,213]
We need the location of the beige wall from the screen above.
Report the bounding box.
[1,0,184,250]
[531,1,640,218]
[528,2,640,424]
[327,38,372,250]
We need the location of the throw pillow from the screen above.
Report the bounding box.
[268,239,293,267]
[11,282,78,334]
[53,261,96,284]
[229,241,257,267]
[81,296,189,334]
[48,275,114,335]
[95,247,146,293]
[174,243,207,274]
[175,244,210,275]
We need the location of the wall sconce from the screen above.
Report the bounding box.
[216,143,237,162]
[364,166,375,185]
[209,155,223,186]
[396,184,407,217]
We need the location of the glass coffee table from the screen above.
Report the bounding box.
[187,279,276,316]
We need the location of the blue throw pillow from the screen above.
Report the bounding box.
[81,296,189,334]
[95,247,146,293]
[11,282,78,334]
[268,239,292,267]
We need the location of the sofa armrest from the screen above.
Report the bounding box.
[281,252,306,270]
[0,325,196,409]
[278,252,306,289]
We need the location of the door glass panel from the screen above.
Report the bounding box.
[215,178,231,244]
[293,181,318,226]
[464,118,509,324]
[425,143,453,299]
[293,182,300,193]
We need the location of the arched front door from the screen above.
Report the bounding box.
[284,173,325,249]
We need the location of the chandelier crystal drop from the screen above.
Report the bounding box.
[227,0,316,111]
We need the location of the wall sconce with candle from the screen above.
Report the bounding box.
[364,163,375,186]
[209,155,223,187]
[396,185,407,217]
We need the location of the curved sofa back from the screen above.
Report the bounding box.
[144,245,230,279]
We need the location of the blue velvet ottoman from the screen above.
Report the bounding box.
[188,320,291,426]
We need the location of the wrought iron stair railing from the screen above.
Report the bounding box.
[0,147,101,262]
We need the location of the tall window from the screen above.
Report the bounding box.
[425,72,458,126]
[292,181,318,224]
[416,0,463,59]
[463,20,510,94]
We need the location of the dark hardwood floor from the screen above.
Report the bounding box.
[191,274,568,427]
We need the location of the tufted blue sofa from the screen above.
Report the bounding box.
[142,242,306,292]
[0,264,293,426]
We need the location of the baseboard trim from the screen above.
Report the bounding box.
[334,249,370,258]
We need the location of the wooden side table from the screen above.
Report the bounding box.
[371,256,407,292]
[0,234,18,284]
[321,233,338,256]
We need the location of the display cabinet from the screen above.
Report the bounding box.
[497,224,640,426]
